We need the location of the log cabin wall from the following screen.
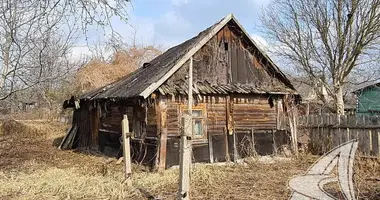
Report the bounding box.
[71,100,158,167]
[232,94,277,131]
[160,94,290,168]
[158,24,294,168]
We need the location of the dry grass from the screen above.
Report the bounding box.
[0,120,379,199]
[74,47,161,94]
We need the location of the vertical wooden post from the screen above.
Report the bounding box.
[92,105,100,149]
[378,131,380,156]
[276,99,284,130]
[288,105,298,157]
[159,109,168,171]
[225,96,232,161]
[208,133,214,163]
[122,115,132,186]
[272,130,277,155]
[178,57,193,200]
[233,130,238,162]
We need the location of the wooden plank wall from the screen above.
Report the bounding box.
[232,95,277,130]
[100,105,125,133]
[161,94,290,168]
[166,103,180,136]
[165,25,289,91]
[72,105,92,148]
[146,105,157,137]
[207,96,228,162]
[299,114,380,157]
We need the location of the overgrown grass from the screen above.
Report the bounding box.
[0,120,379,200]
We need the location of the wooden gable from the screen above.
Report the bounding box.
[164,22,289,92]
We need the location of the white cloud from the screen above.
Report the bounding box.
[70,45,92,61]
[152,11,192,46]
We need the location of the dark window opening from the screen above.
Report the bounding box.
[224,42,229,51]
[268,97,274,108]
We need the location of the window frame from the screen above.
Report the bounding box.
[180,104,207,140]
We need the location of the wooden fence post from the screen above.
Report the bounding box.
[178,56,193,200]
[159,110,168,171]
[208,133,214,163]
[288,107,298,156]
[179,113,192,200]
[122,115,132,186]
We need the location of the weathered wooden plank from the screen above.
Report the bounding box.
[158,106,168,171]
[121,115,132,185]
[276,99,285,130]
[245,50,254,83]
[373,131,380,156]
[92,106,100,148]
[237,48,247,83]
[208,133,214,163]
[231,44,238,83]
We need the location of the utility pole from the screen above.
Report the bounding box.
[121,114,132,186]
[178,57,193,200]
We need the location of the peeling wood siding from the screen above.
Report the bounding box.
[72,92,291,169]
[160,94,280,167]
[163,25,290,93]
[166,103,180,136]
[72,101,159,168]
[73,105,92,148]
[207,100,227,135]
[91,107,100,148]
[146,105,157,137]
[160,94,277,133]
[232,95,277,130]
[100,105,124,133]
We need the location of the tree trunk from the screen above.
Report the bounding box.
[335,86,345,115]
[0,32,11,89]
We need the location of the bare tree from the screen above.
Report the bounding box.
[261,0,380,114]
[0,0,130,101]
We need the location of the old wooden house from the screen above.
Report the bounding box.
[64,14,299,169]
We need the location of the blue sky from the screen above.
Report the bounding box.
[73,0,273,57]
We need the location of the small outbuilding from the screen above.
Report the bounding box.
[353,81,380,115]
[64,14,299,169]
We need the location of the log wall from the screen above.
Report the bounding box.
[160,94,290,168]
[71,93,290,169]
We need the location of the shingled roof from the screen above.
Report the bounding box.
[80,14,296,101]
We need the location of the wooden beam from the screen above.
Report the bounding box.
[178,56,193,200]
[121,115,132,186]
[233,130,238,162]
[91,106,100,149]
[208,133,214,163]
[276,99,284,130]
[158,109,167,171]
[179,113,192,200]
[225,95,231,161]
[251,127,256,155]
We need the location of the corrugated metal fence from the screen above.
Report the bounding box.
[298,114,380,157]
